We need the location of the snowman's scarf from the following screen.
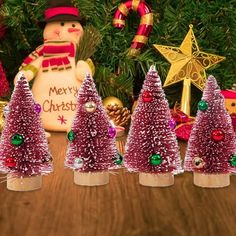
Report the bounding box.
[20,41,76,72]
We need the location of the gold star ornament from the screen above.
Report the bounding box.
[153,24,225,115]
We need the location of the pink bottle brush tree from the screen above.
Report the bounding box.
[65,73,121,186]
[0,73,53,191]
[184,75,236,188]
[124,65,183,187]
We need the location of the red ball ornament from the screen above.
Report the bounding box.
[142,91,153,102]
[211,129,225,142]
[5,157,16,168]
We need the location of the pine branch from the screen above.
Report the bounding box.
[0,0,235,110]
[76,25,102,61]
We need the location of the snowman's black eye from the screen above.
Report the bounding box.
[72,24,76,27]
[60,22,65,26]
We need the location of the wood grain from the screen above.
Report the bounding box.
[1,132,236,236]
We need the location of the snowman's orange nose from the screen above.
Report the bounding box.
[68,28,80,33]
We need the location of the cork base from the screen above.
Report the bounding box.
[139,172,174,187]
[7,174,42,191]
[194,172,230,188]
[74,171,109,186]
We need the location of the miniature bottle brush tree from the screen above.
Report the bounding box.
[125,66,183,187]
[65,74,122,186]
[184,75,236,188]
[0,73,53,191]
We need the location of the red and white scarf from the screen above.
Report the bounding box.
[21,41,76,72]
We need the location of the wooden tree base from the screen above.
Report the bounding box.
[139,172,174,187]
[45,131,51,143]
[7,174,42,191]
[194,172,230,188]
[74,171,109,186]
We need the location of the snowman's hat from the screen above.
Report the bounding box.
[42,0,85,26]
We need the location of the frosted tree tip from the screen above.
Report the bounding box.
[85,72,92,79]
[17,72,25,81]
[149,65,157,72]
[203,74,220,99]
[208,75,216,81]
[207,75,219,89]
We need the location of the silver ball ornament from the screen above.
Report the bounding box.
[84,101,97,113]
[74,158,84,169]
[193,157,205,168]
[3,105,10,118]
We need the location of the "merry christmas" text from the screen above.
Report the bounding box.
[43,99,77,112]
[49,86,79,98]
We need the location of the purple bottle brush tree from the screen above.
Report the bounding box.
[125,65,183,187]
[184,75,236,188]
[0,73,53,191]
[65,73,121,186]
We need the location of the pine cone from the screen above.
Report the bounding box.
[106,104,131,127]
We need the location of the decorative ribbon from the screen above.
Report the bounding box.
[171,103,195,141]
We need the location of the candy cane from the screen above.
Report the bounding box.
[113,0,153,56]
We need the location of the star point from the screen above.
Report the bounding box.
[153,25,225,114]
[153,25,225,91]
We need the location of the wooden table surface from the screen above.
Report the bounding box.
[1,132,236,236]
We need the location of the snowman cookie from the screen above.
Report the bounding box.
[15,0,92,131]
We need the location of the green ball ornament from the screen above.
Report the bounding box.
[198,100,208,111]
[113,153,123,165]
[230,154,236,167]
[67,130,75,141]
[150,154,162,166]
[11,134,24,146]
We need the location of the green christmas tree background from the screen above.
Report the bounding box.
[0,0,235,114]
